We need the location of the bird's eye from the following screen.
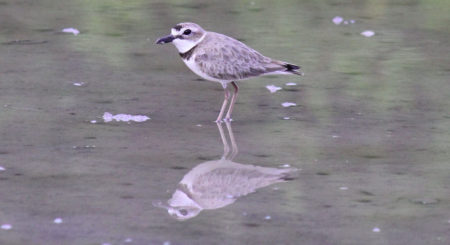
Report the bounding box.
[179,209,188,216]
[183,29,192,35]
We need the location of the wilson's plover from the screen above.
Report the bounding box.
[156,22,302,122]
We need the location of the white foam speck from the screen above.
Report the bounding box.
[62,28,80,36]
[53,218,63,224]
[1,224,12,230]
[285,82,297,86]
[283,117,291,120]
[333,16,343,25]
[0,166,5,171]
[90,120,97,124]
[266,85,282,93]
[343,20,349,25]
[163,241,171,245]
[103,112,150,123]
[102,243,111,245]
[73,145,96,149]
[282,102,296,107]
[372,227,380,233]
[272,187,279,190]
[361,30,375,37]
[350,19,355,24]
[124,238,133,243]
[281,164,291,168]
[339,186,348,190]
[264,215,271,220]
[332,135,340,138]
[226,194,234,199]
[73,82,85,86]
[196,124,202,127]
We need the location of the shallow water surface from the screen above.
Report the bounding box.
[1,0,449,245]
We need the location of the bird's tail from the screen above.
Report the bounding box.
[271,60,304,76]
[283,63,303,76]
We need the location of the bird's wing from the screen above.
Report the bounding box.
[194,32,285,81]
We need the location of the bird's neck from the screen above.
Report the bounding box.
[179,44,198,60]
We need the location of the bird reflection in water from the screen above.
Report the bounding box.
[153,122,298,220]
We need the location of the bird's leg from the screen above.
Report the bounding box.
[224,81,239,121]
[216,84,230,123]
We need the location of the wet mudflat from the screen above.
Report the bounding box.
[1,0,449,245]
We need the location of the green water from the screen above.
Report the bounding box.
[1,0,449,244]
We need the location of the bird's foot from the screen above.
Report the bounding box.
[223,117,233,122]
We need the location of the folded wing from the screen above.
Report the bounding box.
[195,32,302,81]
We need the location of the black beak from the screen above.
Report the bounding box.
[155,34,175,44]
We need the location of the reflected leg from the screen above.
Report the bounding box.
[216,122,230,159]
[224,121,238,160]
[225,81,238,121]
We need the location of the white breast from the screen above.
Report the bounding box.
[183,56,224,83]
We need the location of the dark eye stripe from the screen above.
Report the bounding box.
[173,25,182,31]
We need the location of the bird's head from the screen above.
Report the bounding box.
[156,22,206,53]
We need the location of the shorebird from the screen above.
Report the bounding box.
[156,22,302,122]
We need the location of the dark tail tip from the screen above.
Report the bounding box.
[284,64,300,71]
[284,63,303,76]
